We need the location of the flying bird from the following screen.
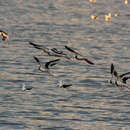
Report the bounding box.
[29,42,70,59]
[33,56,60,73]
[22,83,33,91]
[110,63,130,89]
[65,45,94,65]
[110,63,116,84]
[33,56,45,72]
[57,80,72,88]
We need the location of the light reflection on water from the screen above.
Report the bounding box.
[0,0,130,129]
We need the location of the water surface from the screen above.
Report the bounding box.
[0,0,130,129]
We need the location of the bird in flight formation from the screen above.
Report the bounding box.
[29,42,95,65]
[29,42,130,90]
[29,42,95,89]
[1,31,129,90]
[64,45,94,65]
[110,63,130,89]
[33,56,60,76]
[29,42,71,60]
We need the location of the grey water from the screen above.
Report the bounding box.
[0,0,130,129]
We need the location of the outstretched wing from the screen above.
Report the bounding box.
[62,84,72,88]
[45,59,60,69]
[51,48,64,55]
[65,45,81,55]
[33,56,41,65]
[111,63,114,74]
[33,56,45,72]
[75,55,94,65]
[83,58,94,65]
[29,42,45,50]
[122,77,130,84]
[120,72,130,78]
[113,70,118,77]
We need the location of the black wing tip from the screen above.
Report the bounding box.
[29,42,35,45]
[111,63,114,74]
[122,77,130,84]
[63,84,72,88]
[0,30,7,34]
[64,45,72,50]
[33,56,37,59]
[33,56,40,63]
[29,41,33,44]
[88,60,94,65]
[65,45,71,49]
[29,42,43,50]
[111,63,114,67]
[114,71,118,77]
[0,30,4,32]
[84,58,94,65]
[45,59,60,69]
[90,62,94,65]
[29,42,36,46]
[26,87,33,90]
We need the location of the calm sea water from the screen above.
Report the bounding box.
[0,0,130,129]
